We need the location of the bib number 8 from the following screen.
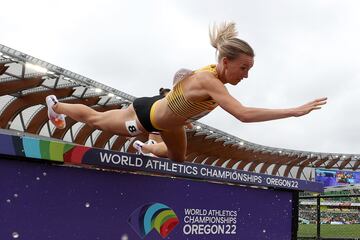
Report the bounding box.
[125,120,141,136]
[128,125,137,133]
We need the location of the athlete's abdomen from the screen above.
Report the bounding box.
[151,98,188,130]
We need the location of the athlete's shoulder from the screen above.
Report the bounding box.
[194,70,220,84]
[194,64,217,74]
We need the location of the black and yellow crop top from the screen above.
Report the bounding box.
[166,64,219,122]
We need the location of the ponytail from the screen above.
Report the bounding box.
[209,21,254,61]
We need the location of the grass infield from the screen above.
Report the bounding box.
[298,224,360,238]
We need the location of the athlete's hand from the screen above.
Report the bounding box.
[291,97,327,117]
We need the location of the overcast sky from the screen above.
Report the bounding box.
[1,0,360,154]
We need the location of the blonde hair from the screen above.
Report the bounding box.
[209,22,254,61]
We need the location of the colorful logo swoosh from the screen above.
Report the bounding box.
[128,203,179,238]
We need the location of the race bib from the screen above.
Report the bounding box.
[125,120,142,136]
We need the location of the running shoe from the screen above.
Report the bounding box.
[147,139,157,145]
[46,95,66,129]
[133,140,154,156]
[133,140,145,154]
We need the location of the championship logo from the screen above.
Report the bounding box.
[128,203,179,239]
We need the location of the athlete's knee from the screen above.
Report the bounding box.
[173,155,185,162]
[168,152,185,162]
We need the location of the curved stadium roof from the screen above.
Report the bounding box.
[1,43,359,180]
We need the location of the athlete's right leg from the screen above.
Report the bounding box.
[47,96,145,136]
[160,126,186,162]
[143,142,168,157]
[133,140,168,157]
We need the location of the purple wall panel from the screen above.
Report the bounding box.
[0,158,294,240]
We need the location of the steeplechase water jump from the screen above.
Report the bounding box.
[0,22,327,240]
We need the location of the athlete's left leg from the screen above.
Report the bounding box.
[160,126,186,162]
[47,95,145,136]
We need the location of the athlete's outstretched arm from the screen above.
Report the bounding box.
[202,75,327,123]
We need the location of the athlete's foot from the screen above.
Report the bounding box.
[133,140,154,156]
[46,95,66,129]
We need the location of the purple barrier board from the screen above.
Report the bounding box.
[0,157,295,240]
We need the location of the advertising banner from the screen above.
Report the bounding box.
[0,158,294,240]
[0,132,323,193]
